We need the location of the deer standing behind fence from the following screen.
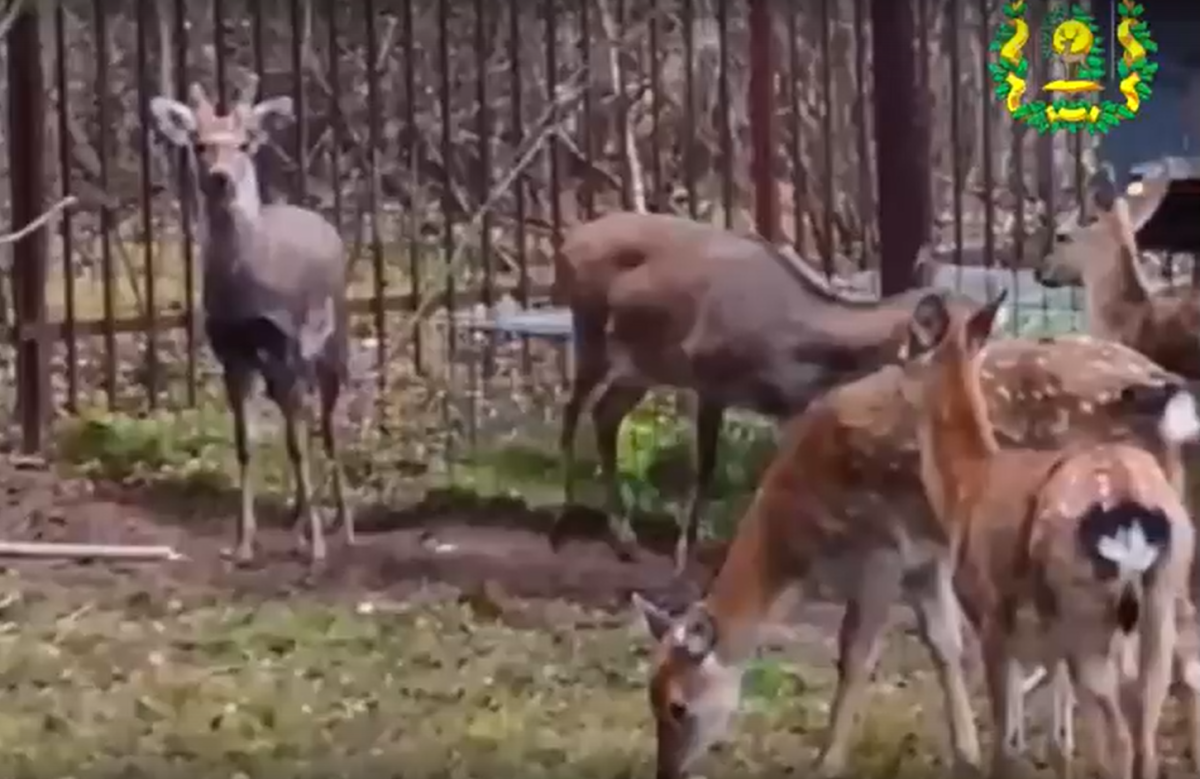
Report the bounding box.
[630,310,1200,779]
[148,77,353,571]
[1036,159,1200,378]
[550,211,963,573]
[904,290,1199,779]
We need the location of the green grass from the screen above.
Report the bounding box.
[0,582,962,779]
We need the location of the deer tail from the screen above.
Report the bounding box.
[1077,500,1172,633]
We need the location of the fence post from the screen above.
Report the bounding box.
[7,6,50,453]
[747,0,779,242]
[870,0,927,294]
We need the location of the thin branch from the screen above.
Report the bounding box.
[0,196,78,246]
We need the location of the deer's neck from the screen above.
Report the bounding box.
[916,356,999,523]
[703,473,797,665]
[1082,246,1150,340]
[804,287,927,361]
[197,168,264,277]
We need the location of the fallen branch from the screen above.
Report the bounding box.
[0,540,184,561]
[0,196,78,246]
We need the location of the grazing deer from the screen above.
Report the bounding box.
[631,317,1198,779]
[904,289,1198,779]
[1036,159,1200,378]
[551,211,963,572]
[148,77,353,570]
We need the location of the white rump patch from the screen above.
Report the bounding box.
[1096,522,1160,577]
[1159,389,1200,444]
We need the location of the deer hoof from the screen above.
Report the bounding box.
[220,544,257,567]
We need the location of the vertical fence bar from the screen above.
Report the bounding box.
[818,0,835,274]
[439,0,458,457]
[7,6,49,452]
[979,0,996,281]
[251,1,268,204]
[326,0,343,234]
[476,0,493,308]
[747,0,777,241]
[94,0,117,408]
[403,0,423,375]
[213,0,227,107]
[508,0,531,374]
[54,5,78,413]
[870,0,924,295]
[289,0,307,201]
[174,0,197,406]
[365,0,386,399]
[948,0,964,279]
[715,0,732,227]
[647,0,663,210]
[852,0,873,267]
[578,0,594,215]
[786,4,807,254]
[916,0,933,245]
[136,0,159,408]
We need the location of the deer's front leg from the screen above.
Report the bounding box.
[814,550,904,777]
[907,557,981,774]
[222,365,257,565]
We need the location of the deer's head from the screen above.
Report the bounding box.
[897,288,1009,404]
[632,593,741,779]
[148,76,293,211]
[1035,160,1175,288]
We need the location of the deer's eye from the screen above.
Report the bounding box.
[1055,233,1071,245]
[192,141,209,156]
[668,701,688,722]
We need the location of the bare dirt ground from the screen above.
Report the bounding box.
[0,454,710,608]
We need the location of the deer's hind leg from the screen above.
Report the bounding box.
[316,357,354,548]
[673,400,725,574]
[591,379,648,561]
[267,373,324,570]
[814,549,905,777]
[905,556,981,774]
[1132,589,1177,779]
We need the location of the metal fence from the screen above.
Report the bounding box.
[0,0,1100,493]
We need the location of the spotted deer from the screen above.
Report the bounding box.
[148,77,353,570]
[1036,158,1200,378]
[551,211,964,573]
[631,315,1200,779]
[903,289,1200,779]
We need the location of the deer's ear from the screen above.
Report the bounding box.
[632,592,674,642]
[1089,163,1120,213]
[965,288,1009,351]
[149,97,197,147]
[904,293,951,360]
[251,96,295,130]
[1124,158,1176,230]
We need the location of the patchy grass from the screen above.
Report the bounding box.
[50,390,779,539]
[0,582,961,779]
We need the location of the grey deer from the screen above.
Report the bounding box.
[148,77,353,570]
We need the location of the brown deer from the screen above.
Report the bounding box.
[631,319,1199,779]
[1036,159,1200,378]
[903,289,1199,779]
[551,211,966,572]
[148,77,354,570]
